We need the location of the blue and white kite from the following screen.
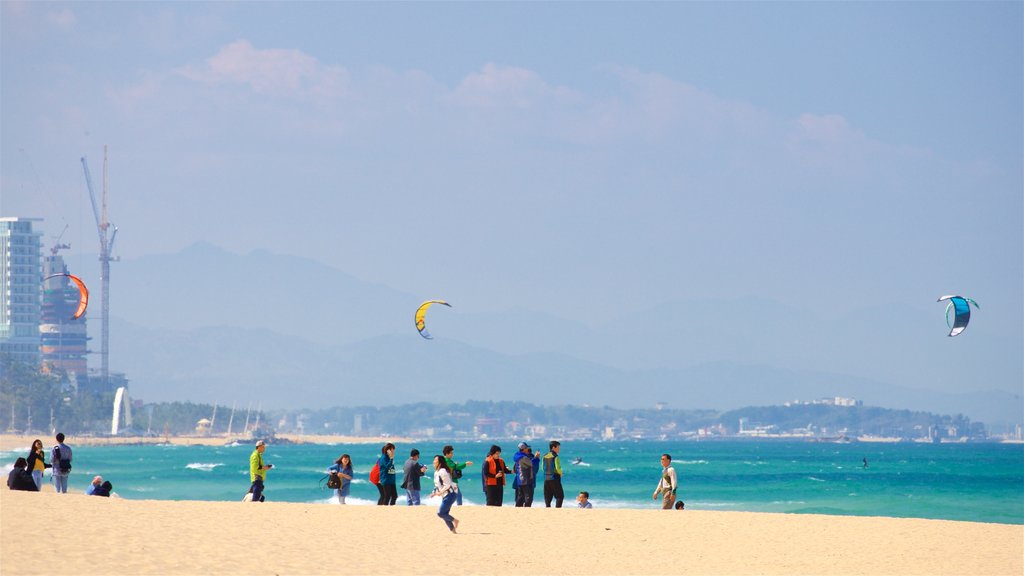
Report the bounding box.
[936,295,979,337]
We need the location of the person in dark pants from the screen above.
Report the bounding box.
[513,442,540,507]
[248,440,272,502]
[377,443,398,505]
[482,445,511,506]
[543,440,564,508]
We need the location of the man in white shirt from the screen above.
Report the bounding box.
[652,453,678,509]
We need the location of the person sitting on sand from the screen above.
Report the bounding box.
[7,457,39,492]
[674,500,685,510]
[91,480,113,497]
[577,491,593,509]
[85,475,103,495]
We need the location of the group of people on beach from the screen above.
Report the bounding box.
[245,438,683,534]
[5,432,113,497]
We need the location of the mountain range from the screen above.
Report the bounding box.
[57,243,1020,424]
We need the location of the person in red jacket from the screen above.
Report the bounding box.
[482,445,511,506]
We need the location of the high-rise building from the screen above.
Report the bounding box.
[0,217,43,366]
[40,254,89,377]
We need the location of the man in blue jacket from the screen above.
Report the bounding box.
[512,442,540,507]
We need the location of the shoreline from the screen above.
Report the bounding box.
[0,432,414,451]
[1,490,1020,575]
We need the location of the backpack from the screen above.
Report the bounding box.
[326,471,341,490]
[54,446,72,473]
[369,461,381,485]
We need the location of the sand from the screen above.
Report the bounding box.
[1,490,1020,576]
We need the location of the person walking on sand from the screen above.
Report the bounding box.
[542,440,564,508]
[377,443,398,505]
[431,455,459,534]
[327,454,353,504]
[653,453,678,509]
[26,439,51,491]
[50,433,73,494]
[402,449,428,505]
[443,445,472,506]
[249,440,272,502]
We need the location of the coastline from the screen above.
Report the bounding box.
[1,490,1021,575]
[0,433,414,451]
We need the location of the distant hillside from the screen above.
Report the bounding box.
[110,318,1022,424]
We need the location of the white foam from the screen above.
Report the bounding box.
[186,462,224,471]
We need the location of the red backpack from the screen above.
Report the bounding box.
[369,460,381,485]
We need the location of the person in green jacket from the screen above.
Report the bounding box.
[543,440,564,508]
[442,445,473,506]
[248,440,272,502]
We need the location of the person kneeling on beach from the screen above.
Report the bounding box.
[7,458,39,492]
[431,455,459,534]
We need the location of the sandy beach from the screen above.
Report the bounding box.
[1,489,1020,576]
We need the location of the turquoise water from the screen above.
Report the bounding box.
[4,440,1021,524]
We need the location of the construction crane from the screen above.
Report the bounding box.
[80,146,118,390]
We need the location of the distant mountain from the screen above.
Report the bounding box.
[67,242,1019,424]
[110,318,1022,424]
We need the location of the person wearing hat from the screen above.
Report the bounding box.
[512,442,540,507]
[248,440,273,502]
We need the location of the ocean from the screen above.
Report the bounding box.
[4,440,1021,524]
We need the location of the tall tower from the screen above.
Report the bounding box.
[0,217,43,367]
[40,255,88,378]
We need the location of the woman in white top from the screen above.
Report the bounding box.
[431,455,460,533]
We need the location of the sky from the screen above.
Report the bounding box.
[1,2,1022,394]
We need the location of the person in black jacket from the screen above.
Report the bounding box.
[26,439,52,491]
[7,457,39,491]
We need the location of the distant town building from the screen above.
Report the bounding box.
[784,396,863,407]
[0,217,43,367]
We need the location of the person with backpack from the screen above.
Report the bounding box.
[482,445,511,506]
[542,440,564,508]
[512,442,540,507]
[377,443,398,505]
[442,445,472,506]
[327,454,353,504]
[370,456,384,504]
[50,433,73,494]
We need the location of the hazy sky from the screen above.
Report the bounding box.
[2,1,1021,332]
